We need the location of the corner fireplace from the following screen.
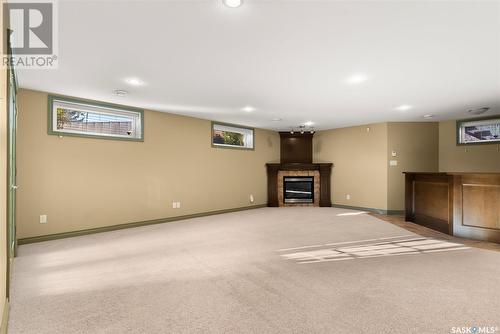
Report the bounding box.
[266,131,333,207]
[283,176,314,204]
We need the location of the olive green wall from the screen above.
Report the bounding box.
[314,123,389,211]
[387,123,439,211]
[314,122,439,212]
[16,89,280,239]
[439,120,500,172]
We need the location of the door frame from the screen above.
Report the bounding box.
[5,28,18,298]
[7,60,18,258]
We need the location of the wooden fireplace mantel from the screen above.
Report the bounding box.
[266,163,333,207]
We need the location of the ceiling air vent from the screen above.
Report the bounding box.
[467,107,490,115]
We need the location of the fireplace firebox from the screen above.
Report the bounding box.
[283,176,314,203]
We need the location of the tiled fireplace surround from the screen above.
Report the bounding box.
[266,163,333,207]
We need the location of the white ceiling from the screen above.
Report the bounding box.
[17,0,500,131]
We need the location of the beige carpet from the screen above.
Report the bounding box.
[8,208,500,333]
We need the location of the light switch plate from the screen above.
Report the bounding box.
[39,215,47,224]
[389,160,398,166]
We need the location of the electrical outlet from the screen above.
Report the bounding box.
[346,194,351,200]
[172,201,177,209]
[177,202,181,208]
[39,215,47,224]
[249,194,254,203]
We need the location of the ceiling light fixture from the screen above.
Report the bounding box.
[125,77,145,86]
[304,121,314,126]
[114,89,128,97]
[290,124,315,135]
[395,105,413,111]
[223,0,243,8]
[423,114,434,119]
[346,73,368,85]
[242,106,256,113]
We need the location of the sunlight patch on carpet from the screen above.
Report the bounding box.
[279,237,470,264]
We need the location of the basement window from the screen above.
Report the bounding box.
[48,95,144,141]
[457,116,500,145]
[211,122,254,150]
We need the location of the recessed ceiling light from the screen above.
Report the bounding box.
[125,77,144,86]
[272,118,282,122]
[304,121,314,126]
[423,114,434,119]
[395,105,413,111]
[346,73,368,85]
[242,106,256,113]
[114,89,128,96]
[223,0,243,8]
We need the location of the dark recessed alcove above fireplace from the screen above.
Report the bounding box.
[266,132,333,207]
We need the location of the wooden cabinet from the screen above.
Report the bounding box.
[405,172,500,243]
